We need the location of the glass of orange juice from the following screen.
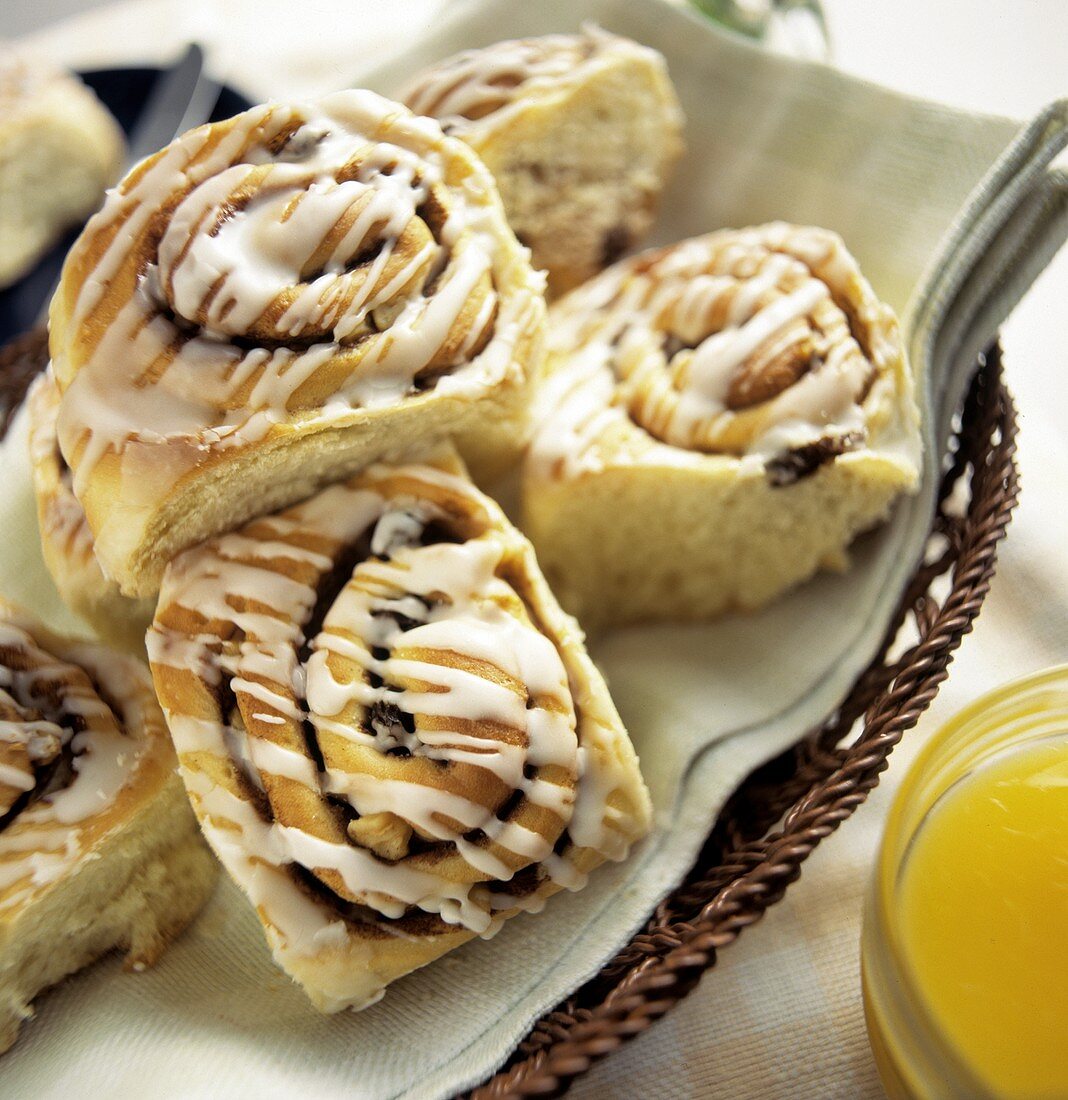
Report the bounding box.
[861,664,1068,1099]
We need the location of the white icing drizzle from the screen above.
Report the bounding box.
[400,25,645,140]
[52,89,540,510]
[528,223,905,477]
[147,459,639,963]
[0,616,159,912]
[306,534,578,894]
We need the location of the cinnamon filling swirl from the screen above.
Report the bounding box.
[148,462,600,943]
[0,693,79,835]
[531,223,903,480]
[0,622,144,909]
[50,90,536,502]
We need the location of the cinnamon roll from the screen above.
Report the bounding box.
[401,28,684,295]
[0,602,216,1052]
[27,372,154,653]
[523,224,922,629]
[147,448,650,1011]
[0,47,123,288]
[49,89,545,599]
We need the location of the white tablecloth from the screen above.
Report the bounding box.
[11,1,1068,1095]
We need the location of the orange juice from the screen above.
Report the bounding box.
[862,666,1068,1099]
[897,736,1068,1098]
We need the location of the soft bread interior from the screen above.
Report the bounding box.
[84,369,532,599]
[474,58,682,295]
[524,452,917,633]
[0,775,216,1053]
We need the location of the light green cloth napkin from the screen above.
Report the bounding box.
[4,2,1066,1097]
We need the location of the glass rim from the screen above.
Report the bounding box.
[882,663,1068,858]
[866,663,1068,1097]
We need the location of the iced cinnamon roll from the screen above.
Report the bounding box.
[523,224,922,629]
[27,372,154,652]
[49,90,545,599]
[401,28,684,295]
[147,448,650,1012]
[0,602,216,1052]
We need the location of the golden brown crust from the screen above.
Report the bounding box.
[0,601,216,1052]
[148,448,650,1012]
[401,30,684,295]
[26,373,154,652]
[49,90,545,598]
[523,224,921,629]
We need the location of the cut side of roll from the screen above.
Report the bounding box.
[0,602,217,1053]
[49,89,546,599]
[0,47,124,289]
[147,448,650,1012]
[523,223,922,630]
[27,372,155,653]
[401,28,684,295]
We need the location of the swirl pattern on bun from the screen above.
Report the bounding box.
[0,602,216,1052]
[147,449,650,1012]
[401,29,684,295]
[49,90,545,598]
[403,33,602,131]
[533,223,904,467]
[524,224,921,629]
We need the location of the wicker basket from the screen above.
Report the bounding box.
[0,330,1018,1099]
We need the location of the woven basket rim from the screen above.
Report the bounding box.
[467,343,1018,1099]
[0,332,1018,1100]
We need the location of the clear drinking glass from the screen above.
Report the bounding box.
[860,665,1068,1099]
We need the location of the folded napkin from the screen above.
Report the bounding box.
[6,1,1067,1096]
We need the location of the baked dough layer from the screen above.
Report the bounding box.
[523,224,921,630]
[49,90,546,599]
[402,28,684,295]
[27,372,155,653]
[0,602,216,1052]
[147,448,650,1012]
